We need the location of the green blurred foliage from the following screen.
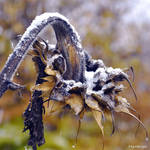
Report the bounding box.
[0,0,150,150]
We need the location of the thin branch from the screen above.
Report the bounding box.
[0,12,82,98]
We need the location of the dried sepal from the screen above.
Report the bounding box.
[114,96,149,139]
[75,119,81,146]
[40,91,51,101]
[46,100,66,113]
[92,109,104,136]
[91,92,102,102]
[85,95,102,112]
[79,109,85,119]
[123,76,137,101]
[45,67,58,76]
[32,80,55,92]
[115,96,130,107]
[110,111,116,135]
[32,39,48,64]
[65,94,83,115]
[42,76,56,82]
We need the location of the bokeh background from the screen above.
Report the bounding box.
[0,0,150,150]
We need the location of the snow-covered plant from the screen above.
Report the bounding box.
[0,13,148,150]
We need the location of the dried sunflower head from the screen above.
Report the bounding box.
[29,38,148,141]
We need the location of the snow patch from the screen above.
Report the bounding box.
[107,67,122,75]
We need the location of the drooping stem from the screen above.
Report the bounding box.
[0,12,82,98]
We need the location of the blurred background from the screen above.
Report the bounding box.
[0,0,150,150]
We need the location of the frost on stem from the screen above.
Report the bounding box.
[0,12,83,98]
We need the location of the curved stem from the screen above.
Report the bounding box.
[0,12,82,98]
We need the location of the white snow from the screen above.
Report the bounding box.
[115,84,124,90]
[107,67,122,75]
[102,82,114,91]
[32,12,82,48]
[94,68,108,82]
[47,54,61,66]
[15,12,82,54]
[85,70,95,89]
[48,44,56,49]
[96,59,105,67]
